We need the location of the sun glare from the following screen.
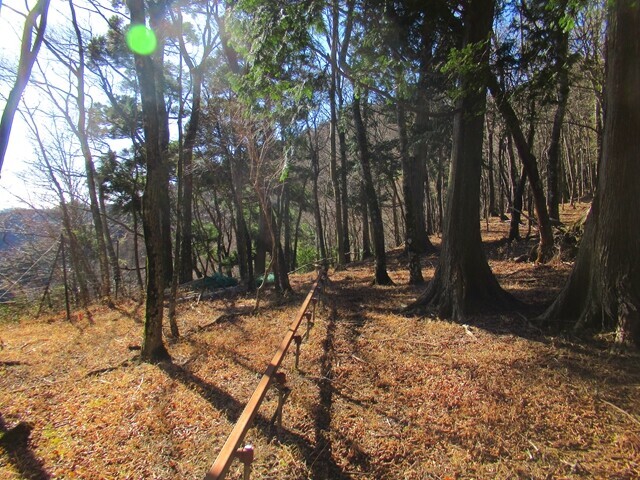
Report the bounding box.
[126,24,157,55]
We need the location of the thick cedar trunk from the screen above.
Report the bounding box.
[488,76,555,261]
[397,101,424,284]
[406,138,434,251]
[541,0,640,347]
[352,95,393,285]
[128,0,170,362]
[408,0,515,318]
[149,2,173,289]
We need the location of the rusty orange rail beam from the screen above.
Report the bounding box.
[204,270,325,480]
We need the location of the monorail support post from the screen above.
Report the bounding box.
[293,335,302,370]
[271,372,290,437]
[235,445,254,480]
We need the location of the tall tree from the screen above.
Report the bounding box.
[174,3,218,284]
[352,92,393,285]
[540,0,640,347]
[545,0,572,224]
[41,0,113,302]
[487,75,555,262]
[408,0,515,317]
[127,0,171,361]
[385,0,439,256]
[0,0,50,177]
[23,106,96,307]
[328,0,346,267]
[306,121,328,264]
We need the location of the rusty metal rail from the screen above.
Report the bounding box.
[204,270,326,480]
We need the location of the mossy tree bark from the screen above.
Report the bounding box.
[540,0,640,347]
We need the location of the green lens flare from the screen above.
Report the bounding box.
[126,25,157,55]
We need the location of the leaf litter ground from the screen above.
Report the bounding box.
[1,204,639,479]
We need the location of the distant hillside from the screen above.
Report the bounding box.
[0,208,55,251]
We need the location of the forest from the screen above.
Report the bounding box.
[0,0,639,478]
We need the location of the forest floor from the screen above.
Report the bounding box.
[1,203,639,480]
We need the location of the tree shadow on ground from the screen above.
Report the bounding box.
[157,359,355,479]
[180,335,262,377]
[311,296,353,480]
[334,267,640,407]
[311,280,395,479]
[0,413,50,480]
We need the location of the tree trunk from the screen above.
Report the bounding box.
[128,0,170,362]
[396,98,435,260]
[329,0,345,268]
[178,70,201,283]
[488,76,555,261]
[486,113,498,217]
[132,207,144,293]
[98,181,122,298]
[0,0,50,176]
[397,101,424,284]
[546,7,571,224]
[311,145,328,263]
[282,181,292,272]
[338,124,351,263]
[68,0,111,302]
[540,0,640,347]
[352,94,393,285]
[149,1,173,289]
[255,210,269,276]
[226,148,253,289]
[360,182,372,260]
[407,0,515,318]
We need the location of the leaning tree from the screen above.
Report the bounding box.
[0,0,50,177]
[540,0,640,347]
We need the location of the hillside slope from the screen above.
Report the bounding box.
[1,207,639,479]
